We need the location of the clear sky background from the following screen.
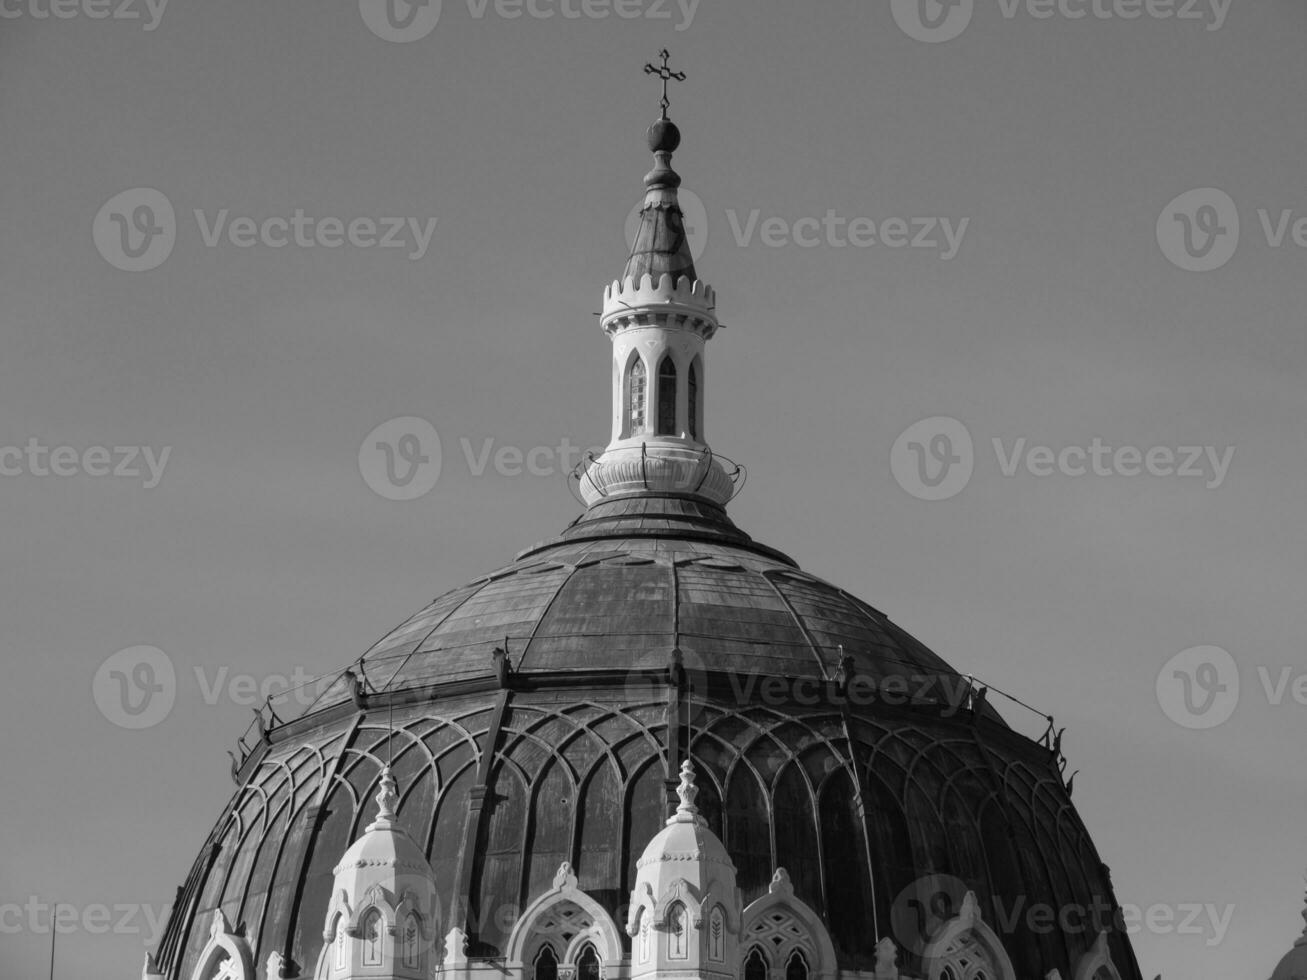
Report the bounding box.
[2,1,1305,978]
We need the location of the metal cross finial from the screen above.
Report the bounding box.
[644,49,686,119]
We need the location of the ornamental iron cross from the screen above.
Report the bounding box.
[644,49,686,118]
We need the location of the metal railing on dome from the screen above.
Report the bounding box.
[567,442,747,507]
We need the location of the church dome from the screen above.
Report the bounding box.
[302,495,997,720]
[146,71,1142,980]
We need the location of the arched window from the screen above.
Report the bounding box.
[360,908,384,966]
[744,947,769,980]
[708,905,725,962]
[785,949,810,980]
[533,944,559,980]
[402,912,421,969]
[657,357,677,436]
[667,902,689,960]
[687,360,700,440]
[628,359,647,435]
[333,916,346,971]
[576,942,602,980]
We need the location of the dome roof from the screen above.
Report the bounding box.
[1270,894,1307,980]
[1271,946,1307,980]
[312,496,1002,726]
[145,90,1141,980]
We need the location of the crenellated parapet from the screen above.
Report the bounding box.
[601,274,719,339]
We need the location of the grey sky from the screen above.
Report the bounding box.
[1,2,1304,978]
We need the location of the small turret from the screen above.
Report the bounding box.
[582,52,734,509]
[626,762,742,980]
[314,767,442,980]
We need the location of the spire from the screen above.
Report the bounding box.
[670,759,701,823]
[582,54,734,510]
[366,764,399,831]
[624,50,696,286]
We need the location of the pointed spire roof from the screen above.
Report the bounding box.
[621,108,697,286]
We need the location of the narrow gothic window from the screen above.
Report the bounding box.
[533,944,559,980]
[639,912,652,963]
[402,912,421,969]
[687,360,699,440]
[577,943,602,980]
[708,905,725,962]
[334,916,346,971]
[667,902,688,960]
[657,357,677,436]
[785,949,809,980]
[628,359,647,435]
[361,908,384,966]
[744,947,768,980]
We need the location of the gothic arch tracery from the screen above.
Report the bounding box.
[189,910,254,980]
[740,870,838,980]
[921,892,1017,980]
[505,863,625,974]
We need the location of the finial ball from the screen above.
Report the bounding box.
[648,117,681,154]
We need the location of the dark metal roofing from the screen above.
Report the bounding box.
[313,496,1001,725]
[622,200,697,285]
